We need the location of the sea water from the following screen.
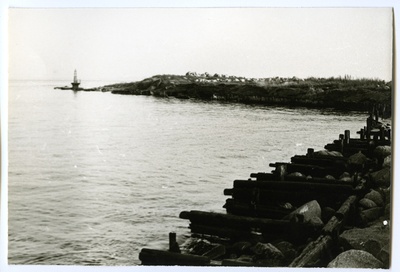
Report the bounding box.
[8,80,367,265]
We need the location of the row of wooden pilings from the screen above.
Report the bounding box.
[139,109,391,267]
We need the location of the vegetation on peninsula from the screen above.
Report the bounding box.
[86,72,392,115]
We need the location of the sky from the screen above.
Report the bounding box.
[8,7,393,82]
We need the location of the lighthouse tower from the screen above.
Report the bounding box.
[71,69,81,90]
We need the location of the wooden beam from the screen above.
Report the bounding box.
[139,248,210,266]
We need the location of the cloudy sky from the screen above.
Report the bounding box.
[9,7,393,82]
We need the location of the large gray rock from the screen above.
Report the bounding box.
[378,243,391,268]
[327,250,383,268]
[287,172,304,178]
[348,151,367,166]
[273,241,297,265]
[370,168,391,187]
[283,200,321,224]
[230,241,252,256]
[339,221,390,266]
[251,242,284,266]
[382,155,391,168]
[339,172,352,183]
[373,145,391,160]
[359,207,383,225]
[364,189,384,206]
[359,198,377,209]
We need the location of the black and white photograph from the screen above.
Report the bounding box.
[1,1,399,271]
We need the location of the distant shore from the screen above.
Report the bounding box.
[78,73,392,116]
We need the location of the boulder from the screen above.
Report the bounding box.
[339,172,352,183]
[339,172,351,179]
[327,250,383,268]
[273,241,297,265]
[382,155,391,168]
[229,241,252,256]
[339,221,390,263]
[373,146,391,160]
[324,175,335,180]
[359,207,383,225]
[359,198,377,209]
[364,189,384,206]
[283,200,321,224]
[308,216,324,229]
[287,172,304,178]
[348,151,367,166]
[251,242,284,266]
[186,239,214,255]
[378,243,391,268]
[365,239,382,259]
[370,168,391,187]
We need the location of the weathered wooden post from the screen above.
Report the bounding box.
[374,105,379,122]
[380,127,385,141]
[366,117,372,139]
[338,134,344,154]
[169,232,180,253]
[359,128,365,140]
[344,130,350,145]
[275,163,287,181]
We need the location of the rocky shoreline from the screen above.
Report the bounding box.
[82,73,392,115]
[139,109,392,268]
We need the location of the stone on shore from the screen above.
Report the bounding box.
[287,172,304,178]
[339,221,390,267]
[273,241,297,265]
[378,243,391,268]
[382,155,391,168]
[283,200,322,224]
[327,250,384,268]
[373,146,391,160]
[359,207,383,225]
[370,168,391,187]
[251,242,284,266]
[364,189,384,206]
[339,172,352,183]
[348,151,368,166]
[359,198,377,209]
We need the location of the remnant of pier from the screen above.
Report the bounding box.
[139,104,391,268]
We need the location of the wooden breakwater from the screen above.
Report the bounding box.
[139,107,392,268]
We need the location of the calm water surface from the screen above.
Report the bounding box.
[8,80,367,265]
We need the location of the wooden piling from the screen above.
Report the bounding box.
[359,128,365,140]
[140,113,392,267]
[169,232,180,253]
[139,248,211,266]
[344,130,350,145]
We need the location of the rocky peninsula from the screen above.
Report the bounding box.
[85,72,392,115]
